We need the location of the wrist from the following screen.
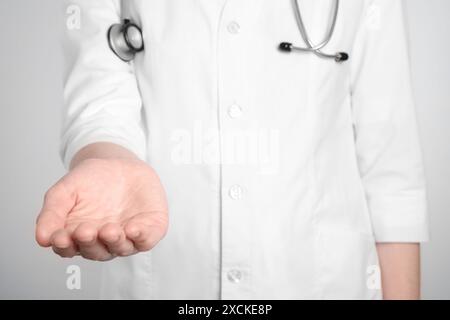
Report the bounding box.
[70,142,139,170]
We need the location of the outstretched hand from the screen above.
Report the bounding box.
[36,158,169,261]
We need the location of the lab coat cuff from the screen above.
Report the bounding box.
[370,194,430,243]
[373,224,430,243]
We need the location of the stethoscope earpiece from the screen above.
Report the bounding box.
[335,52,349,63]
[108,19,144,62]
[279,42,294,52]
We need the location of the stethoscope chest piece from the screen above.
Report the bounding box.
[108,19,144,62]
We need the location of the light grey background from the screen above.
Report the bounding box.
[0,0,448,299]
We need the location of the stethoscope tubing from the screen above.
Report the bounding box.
[292,0,344,62]
[292,0,340,52]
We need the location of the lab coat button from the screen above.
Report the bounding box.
[227,269,243,283]
[227,21,241,34]
[228,103,243,119]
[229,185,244,200]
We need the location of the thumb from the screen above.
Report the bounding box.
[36,181,76,247]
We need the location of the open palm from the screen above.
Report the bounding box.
[36,158,169,261]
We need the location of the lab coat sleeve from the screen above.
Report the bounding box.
[350,0,429,242]
[60,0,146,169]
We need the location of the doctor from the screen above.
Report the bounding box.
[36,0,429,300]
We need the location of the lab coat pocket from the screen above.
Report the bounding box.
[316,226,382,300]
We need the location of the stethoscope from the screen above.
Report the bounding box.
[279,0,349,62]
[108,0,348,63]
[108,19,144,62]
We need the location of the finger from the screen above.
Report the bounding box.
[124,215,167,252]
[36,183,76,247]
[72,223,112,261]
[36,213,65,248]
[98,223,136,257]
[51,229,77,258]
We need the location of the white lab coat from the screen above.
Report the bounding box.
[61,0,429,299]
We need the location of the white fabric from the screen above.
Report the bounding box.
[61,0,429,299]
